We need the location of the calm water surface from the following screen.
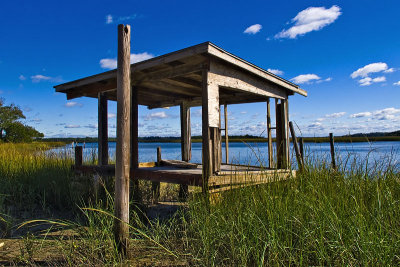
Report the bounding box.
[52,141,400,169]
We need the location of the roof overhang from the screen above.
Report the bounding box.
[55,42,307,109]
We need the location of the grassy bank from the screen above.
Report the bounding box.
[0,142,399,265]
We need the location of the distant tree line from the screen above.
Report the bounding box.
[0,98,43,143]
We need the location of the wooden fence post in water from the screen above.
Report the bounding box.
[289,121,303,170]
[114,24,131,255]
[329,133,336,170]
[75,146,83,168]
[299,137,304,164]
[152,147,161,203]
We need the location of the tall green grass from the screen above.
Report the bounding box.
[0,142,74,213]
[180,162,400,265]
[1,142,399,265]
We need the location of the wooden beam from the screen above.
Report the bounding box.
[147,97,202,110]
[98,92,109,166]
[224,104,229,164]
[67,78,116,100]
[134,63,205,84]
[209,61,288,100]
[114,24,131,254]
[140,80,201,96]
[166,76,202,89]
[266,98,273,168]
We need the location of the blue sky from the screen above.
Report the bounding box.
[1,0,400,137]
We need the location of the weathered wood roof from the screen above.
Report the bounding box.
[54,42,307,109]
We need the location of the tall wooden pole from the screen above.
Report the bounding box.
[179,102,190,200]
[275,100,283,168]
[114,24,131,254]
[98,92,108,166]
[329,133,336,170]
[266,98,273,168]
[224,104,229,164]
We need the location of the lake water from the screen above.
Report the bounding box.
[52,141,400,170]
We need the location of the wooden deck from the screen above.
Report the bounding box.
[75,162,295,189]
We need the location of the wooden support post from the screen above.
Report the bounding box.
[180,102,192,161]
[152,147,161,203]
[275,100,283,169]
[281,99,289,168]
[224,104,229,164]
[266,98,273,168]
[114,24,131,254]
[75,146,83,168]
[329,133,336,170]
[201,69,211,194]
[131,85,140,204]
[299,137,304,164]
[179,103,190,200]
[202,64,220,194]
[289,121,303,170]
[98,92,108,166]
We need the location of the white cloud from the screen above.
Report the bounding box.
[105,14,137,24]
[19,75,26,81]
[106,14,113,24]
[373,107,400,120]
[31,74,62,83]
[291,74,321,84]
[108,113,116,118]
[325,112,346,118]
[240,111,247,114]
[384,68,395,73]
[350,112,372,118]
[351,63,394,86]
[99,58,117,69]
[143,111,169,121]
[244,24,262,34]
[308,122,323,128]
[350,108,400,121]
[130,52,154,63]
[31,74,51,83]
[65,124,81,128]
[275,5,342,39]
[100,52,154,69]
[267,68,284,76]
[358,76,386,86]
[351,62,390,79]
[393,81,400,86]
[84,124,98,129]
[64,101,83,108]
